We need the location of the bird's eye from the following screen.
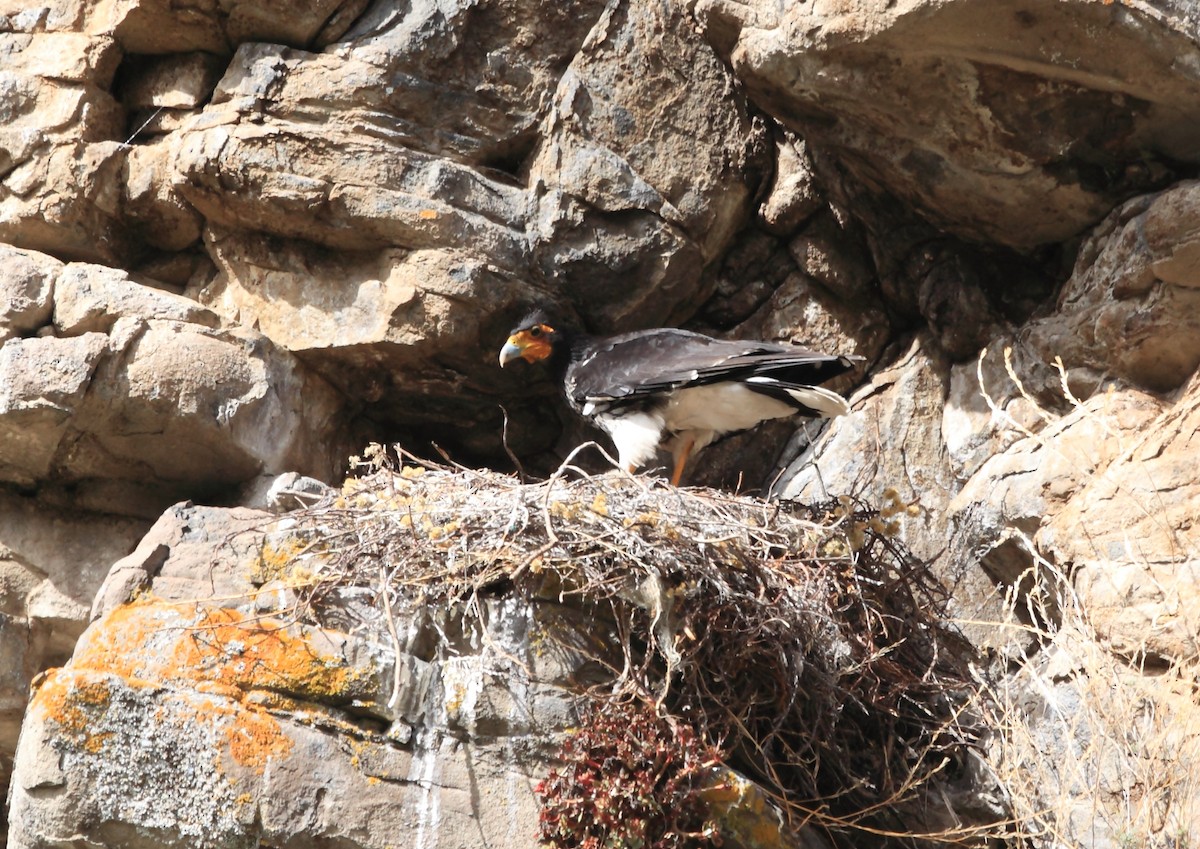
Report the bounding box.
[529,326,543,338]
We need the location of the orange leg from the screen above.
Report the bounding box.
[670,437,695,486]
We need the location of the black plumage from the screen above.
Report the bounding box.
[500,311,859,484]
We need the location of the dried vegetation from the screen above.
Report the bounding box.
[280,443,996,847]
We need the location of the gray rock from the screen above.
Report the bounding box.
[692,0,1200,250]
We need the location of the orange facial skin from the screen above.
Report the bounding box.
[499,324,555,367]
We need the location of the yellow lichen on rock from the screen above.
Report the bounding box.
[34,671,118,755]
[39,599,374,777]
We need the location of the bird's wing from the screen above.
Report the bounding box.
[568,328,858,406]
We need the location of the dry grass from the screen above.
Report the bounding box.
[971,347,1200,849]
[973,547,1199,849]
[277,443,996,847]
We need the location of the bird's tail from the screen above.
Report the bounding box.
[746,376,851,417]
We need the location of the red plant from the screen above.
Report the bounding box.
[536,701,723,849]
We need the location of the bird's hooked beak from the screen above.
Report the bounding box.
[498,326,554,367]
[499,338,525,367]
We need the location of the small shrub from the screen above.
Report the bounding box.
[537,700,722,849]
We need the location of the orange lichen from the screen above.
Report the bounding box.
[41,600,375,775]
[224,705,293,771]
[72,601,366,705]
[174,606,365,702]
[35,671,116,753]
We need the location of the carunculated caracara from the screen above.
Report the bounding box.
[499,311,859,484]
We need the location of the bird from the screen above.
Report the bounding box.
[499,310,860,485]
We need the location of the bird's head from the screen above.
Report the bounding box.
[499,310,561,368]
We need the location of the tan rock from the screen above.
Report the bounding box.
[759,135,822,236]
[0,491,148,808]
[0,244,57,341]
[0,250,352,512]
[0,333,109,486]
[123,141,205,251]
[54,261,217,335]
[529,0,765,326]
[8,499,596,848]
[87,0,369,53]
[692,0,1200,250]
[0,32,128,262]
[1042,372,1200,662]
[948,386,1163,594]
[195,230,548,457]
[1026,182,1200,393]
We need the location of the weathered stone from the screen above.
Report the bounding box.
[116,52,227,112]
[0,332,108,486]
[692,0,1200,250]
[0,31,128,262]
[0,490,147,815]
[776,336,1012,650]
[123,141,205,251]
[195,230,547,457]
[1026,182,1200,393]
[530,0,765,327]
[759,135,822,236]
[79,0,371,53]
[8,500,598,849]
[0,257,352,513]
[0,243,57,341]
[947,387,1164,629]
[994,624,1200,849]
[173,50,531,262]
[1041,372,1200,663]
[54,261,217,335]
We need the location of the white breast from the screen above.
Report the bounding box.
[663,383,796,434]
[594,409,666,471]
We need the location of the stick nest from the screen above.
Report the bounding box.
[286,446,988,845]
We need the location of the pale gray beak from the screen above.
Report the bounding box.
[499,341,523,367]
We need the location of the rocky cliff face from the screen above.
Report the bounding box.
[3,0,1199,847]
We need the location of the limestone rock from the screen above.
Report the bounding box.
[759,135,822,236]
[8,502,592,849]
[94,0,370,53]
[1041,372,1200,663]
[0,492,147,815]
[53,260,217,335]
[0,248,352,514]
[123,141,205,251]
[692,0,1200,250]
[947,387,1164,619]
[529,0,766,327]
[0,30,128,262]
[0,245,56,341]
[777,336,953,564]
[1025,182,1200,393]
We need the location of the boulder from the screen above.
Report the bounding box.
[7,501,591,849]
[1025,182,1200,394]
[692,0,1200,250]
[0,492,147,815]
[947,386,1164,626]
[0,30,127,262]
[1041,372,1200,663]
[0,242,57,342]
[0,247,353,515]
[529,0,766,327]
